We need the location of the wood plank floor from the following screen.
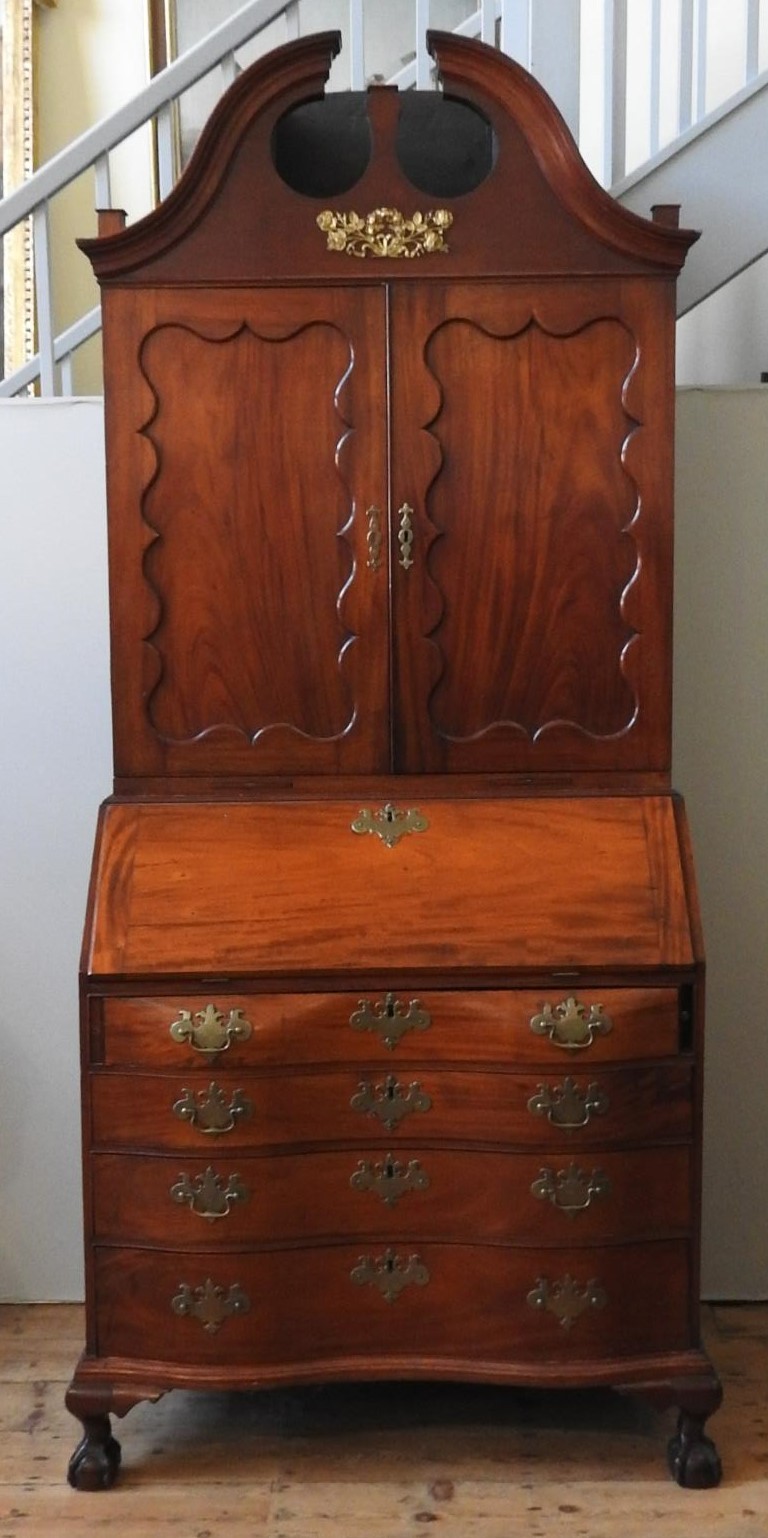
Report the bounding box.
[1,1303,766,1536]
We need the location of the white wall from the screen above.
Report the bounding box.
[1,388,766,1301]
[0,401,111,1301]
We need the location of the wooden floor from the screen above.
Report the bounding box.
[1,1304,766,1536]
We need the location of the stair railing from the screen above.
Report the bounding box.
[1,0,766,396]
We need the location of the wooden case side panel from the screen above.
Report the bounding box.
[102,285,390,779]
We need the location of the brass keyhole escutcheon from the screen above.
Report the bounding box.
[398,503,414,569]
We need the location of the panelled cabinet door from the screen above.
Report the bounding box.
[389,282,672,774]
[108,285,390,778]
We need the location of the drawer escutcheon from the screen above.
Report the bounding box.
[350,993,431,1050]
[169,1004,252,1056]
[171,1279,250,1333]
[170,1166,249,1220]
[172,1082,253,1136]
[527,1077,609,1128]
[350,1153,430,1206]
[350,1075,432,1129]
[350,1248,430,1303]
[530,1162,611,1214]
[530,997,613,1050]
[527,1274,607,1330]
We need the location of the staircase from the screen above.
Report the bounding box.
[3,0,768,395]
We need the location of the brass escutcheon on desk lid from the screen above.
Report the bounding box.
[169,1003,253,1056]
[526,1274,607,1330]
[530,1162,612,1215]
[172,1082,252,1136]
[350,1074,432,1129]
[527,1076,609,1128]
[351,803,428,848]
[530,996,613,1051]
[350,993,431,1050]
[350,1248,430,1302]
[170,1166,249,1220]
[350,1154,430,1207]
[171,1278,250,1333]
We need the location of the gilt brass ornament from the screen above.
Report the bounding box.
[527,1076,609,1129]
[350,1074,432,1129]
[351,803,429,847]
[169,1003,253,1056]
[172,1082,252,1136]
[526,1274,607,1330]
[350,1153,430,1207]
[530,1162,611,1215]
[350,1248,430,1302]
[171,1278,250,1333]
[349,993,431,1050]
[170,1166,249,1220]
[366,505,383,570]
[529,997,613,1050]
[317,206,453,259]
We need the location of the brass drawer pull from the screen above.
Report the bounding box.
[350,992,431,1050]
[527,1274,607,1330]
[366,505,383,570]
[350,1248,430,1303]
[169,1004,252,1056]
[529,997,612,1050]
[351,802,428,847]
[171,1279,250,1334]
[172,1082,252,1136]
[527,1076,609,1128]
[350,1154,430,1207]
[530,1162,611,1215]
[350,1074,432,1129]
[170,1166,249,1220]
[397,503,415,568]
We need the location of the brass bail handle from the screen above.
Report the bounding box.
[398,503,415,569]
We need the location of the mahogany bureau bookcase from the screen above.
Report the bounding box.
[66,30,722,1490]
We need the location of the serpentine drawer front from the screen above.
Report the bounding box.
[95,988,683,1068]
[68,23,721,1494]
[91,1145,692,1247]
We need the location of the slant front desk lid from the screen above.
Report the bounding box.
[84,796,696,980]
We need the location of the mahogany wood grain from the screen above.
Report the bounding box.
[92,1240,693,1368]
[90,1144,692,1248]
[97,986,682,1069]
[84,797,694,978]
[89,1063,692,1152]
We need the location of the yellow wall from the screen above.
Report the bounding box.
[35,0,153,392]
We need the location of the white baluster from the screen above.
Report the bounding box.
[155,102,177,199]
[32,203,56,396]
[480,0,496,46]
[746,0,760,79]
[696,0,708,120]
[679,0,694,132]
[415,0,431,87]
[649,0,661,156]
[501,0,531,67]
[349,0,365,88]
[94,154,112,210]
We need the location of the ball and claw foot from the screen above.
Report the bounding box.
[667,1411,722,1489]
[67,1421,122,1491]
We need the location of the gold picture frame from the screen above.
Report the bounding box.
[1,0,55,385]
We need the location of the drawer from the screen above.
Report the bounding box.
[93,1239,692,1369]
[90,1064,692,1152]
[91,1145,692,1248]
[94,988,683,1070]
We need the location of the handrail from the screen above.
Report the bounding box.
[0,0,288,239]
[2,0,768,395]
